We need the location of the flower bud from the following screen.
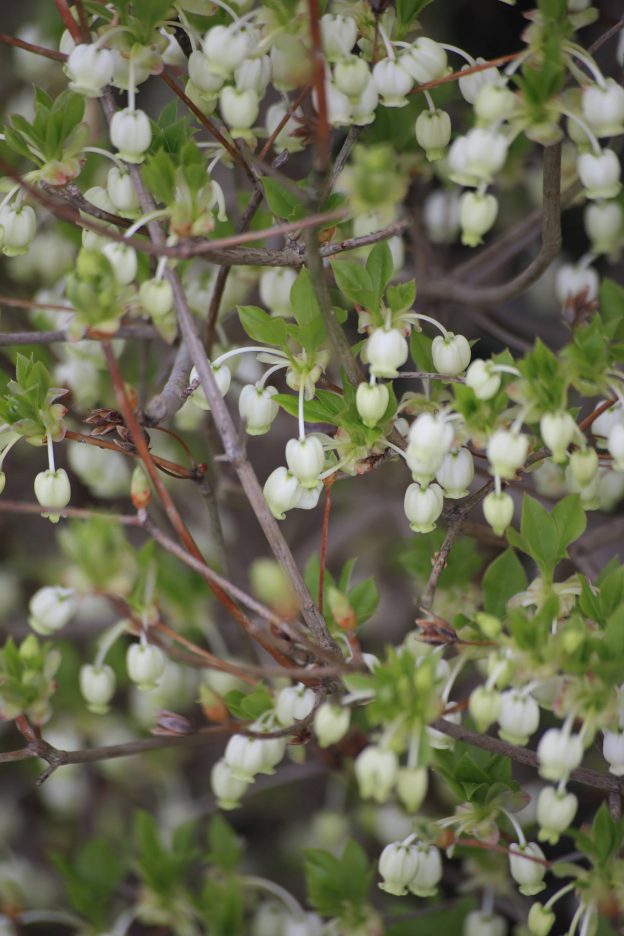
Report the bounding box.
[263,466,301,519]
[431,332,471,375]
[211,758,250,809]
[101,241,137,285]
[372,59,413,108]
[259,267,297,316]
[65,43,114,97]
[265,103,305,154]
[584,200,622,254]
[508,841,546,896]
[334,55,371,98]
[239,384,279,435]
[474,83,517,125]
[313,702,351,747]
[188,49,225,93]
[459,191,498,246]
[536,727,584,781]
[569,447,599,486]
[140,278,174,319]
[126,643,166,691]
[34,468,71,520]
[110,108,152,163]
[400,38,447,84]
[408,843,442,897]
[582,79,624,137]
[435,448,474,499]
[276,682,316,727]
[285,436,325,489]
[403,482,444,533]
[203,25,250,75]
[423,190,460,245]
[79,663,116,714]
[356,382,389,428]
[224,733,267,783]
[498,690,539,745]
[465,359,501,400]
[29,586,76,636]
[537,786,578,844]
[468,686,502,732]
[603,729,624,775]
[458,59,503,103]
[320,14,358,62]
[397,766,428,812]
[130,464,151,510]
[608,423,624,470]
[448,128,508,186]
[577,149,621,200]
[415,109,451,161]
[106,167,140,214]
[235,56,271,94]
[555,263,599,308]
[366,327,408,378]
[483,491,514,535]
[219,87,260,133]
[0,205,37,257]
[378,842,420,896]
[408,412,454,457]
[354,745,398,802]
[528,903,556,936]
[189,363,231,410]
[487,430,528,479]
[463,910,506,936]
[540,411,576,463]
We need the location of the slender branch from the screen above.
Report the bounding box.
[318,477,334,615]
[409,51,520,96]
[160,70,257,185]
[305,227,364,388]
[432,717,624,794]
[53,0,82,42]
[64,429,197,479]
[0,499,142,525]
[144,344,193,425]
[401,371,465,384]
[0,324,157,346]
[258,85,311,160]
[420,479,494,610]
[0,295,73,313]
[0,33,66,62]
[420,144,562,306]
[322,220,410,259]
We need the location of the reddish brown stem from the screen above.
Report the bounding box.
[259,84,311,161]
[409,52,520,96]
[64,430,196,479]
[0,33,67,62]
[53,0,83,42]
[579,397,617,434]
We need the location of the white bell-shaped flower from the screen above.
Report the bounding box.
[403,482,444,533]
[435,448,474,499]
[285,436,325,489]
[79,663,116,715]
[431,332,471,375]
[378,842,420,896]
[498,690,539,745]
[366,327,408,378]
[483,491,514,536]
[536,786,578,844]
[275,683,316,727]
[263,467,301,519]
[29,586,77,636]
[239,385,279,436]
[110,108,152,163]
[487,429,528,479]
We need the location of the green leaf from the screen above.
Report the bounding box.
[395,0,433,34]
[290,269,326,351]
[387,280,416,314]
[262,177,307,221]
[483,549,527,618]
[410,330,434,372]
[51,839,127,928]
[237,305,288,346]
[349,577,379,625]
[305,840,372,922]
[365,242,394,309]
[207,816,243,872]
[331,260,377,310]
[273,390,345,426]
[551,494,586,555]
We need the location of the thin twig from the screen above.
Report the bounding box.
[0,33,66,62]
[0,324,157,346]
[307,0,330,172]
[144,344,193,425]
[319,476,334,615]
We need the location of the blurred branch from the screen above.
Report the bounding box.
[0,323,157,346]
[0,33,66,61]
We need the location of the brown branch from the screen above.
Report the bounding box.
[0,499,142,525]
[144,344,193,425]
[64,429,197,479]
[321,219,410,259]
[258,85,311,161]
[53,0,82,42]
[432,717,624,794]
[160,70,257,185]
[318,476,334,615]
[0,33,66,62]
[0,296,73,313]
[0,324,157,346]
[409,52,520,96]
[306,226,364,388]
[420,143,562,306]
[420,480,494,610]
